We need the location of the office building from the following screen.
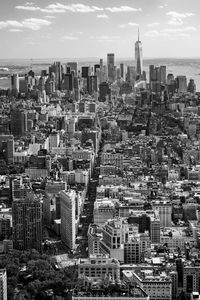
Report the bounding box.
[128,213,151,234]
[135,29,143,79]
[60,189,76,250]
[176,76,187,93]
[12,193,43,252]
[0,135,14,164]
[170,271,178,300]
[49,130,60,151]
[100,218,127,262]
[160,65,167,84]
[0,269,7,300]
[120,63,124,79]
[78,254,120,281]
[82,66,90,78]
[38,76,45,92]
[63,73,74,91]
[124,233,150,264]
[88,224,102,256]
[149,65,155,85]
[150,215,160,243]
[183,262,200,296]
[149,65,162,92]
[188,79,196,93]
[94,64,100,74]
[123,269,172,300]
[19,78,28,94]
[99,82,110,102]
[126,66,136,86]
[51,61,62,90]
[11,176,31,201]
[10,109,27,137]
[152,200,172,227]
[87,75,97,95]
[11,74,19,95]
[167,73,175,85]
[0,215,11,240]
[101,152,123,169]
[72,283,149,300]
[107,53,116,83]
[45,75,56,95]
[44,180,66,226]
[67,62,78,76]
[81,129,100,154]
[93,199,115,226]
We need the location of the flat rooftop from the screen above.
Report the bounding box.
[73,285,148,298]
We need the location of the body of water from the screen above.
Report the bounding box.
[0,58,200,91]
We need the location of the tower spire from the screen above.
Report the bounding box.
[138,27,140,42]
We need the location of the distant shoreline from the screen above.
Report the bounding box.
[0,57,200,66]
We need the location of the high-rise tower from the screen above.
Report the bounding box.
[12,192,43,252]
[135,28,143,79]
[107,53,116,83]
[60,189,76,250]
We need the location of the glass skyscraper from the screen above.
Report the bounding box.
[135,29,143,78]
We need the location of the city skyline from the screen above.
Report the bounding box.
[0,0,200,59]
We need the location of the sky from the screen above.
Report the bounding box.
[0,0,200,59]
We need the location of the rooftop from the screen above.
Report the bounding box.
[73,284,148,299]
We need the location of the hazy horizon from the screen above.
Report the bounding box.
[0,57,200,64]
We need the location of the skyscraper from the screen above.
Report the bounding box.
[176,76,187,93]
[63,73,74,91]
[120,63,124,79]
[107,53,116,83]
[82,66,89,78]
[11,74,19,96]
[10,108,27,137]
[160,65,167,84]
[126,66,136,86]
[51,62,62,90]
[0,269,7,300]
[135,29,143,79]
[67,62,78,76]
[12,193,43,252]
[0,135,14,164]
[60,189,76,250]
[87,75,97,95]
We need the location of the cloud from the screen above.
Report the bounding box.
[16,5,41,11]
[63,36,78,40]
[44,3,103,13]
[106,6,142,13]
[145,30,163,38]
[91,35,120,42]
[166,11,195,26]
[62,32,83,40]
[9,29,23,32]
[145,26,196,38]
[158,4,168,9]
[119,22,139,28]
[17,3,104,14]
[147,22,160,27]
[0,18,51,31]
[97,14,109,19]
[45,16,56,19]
